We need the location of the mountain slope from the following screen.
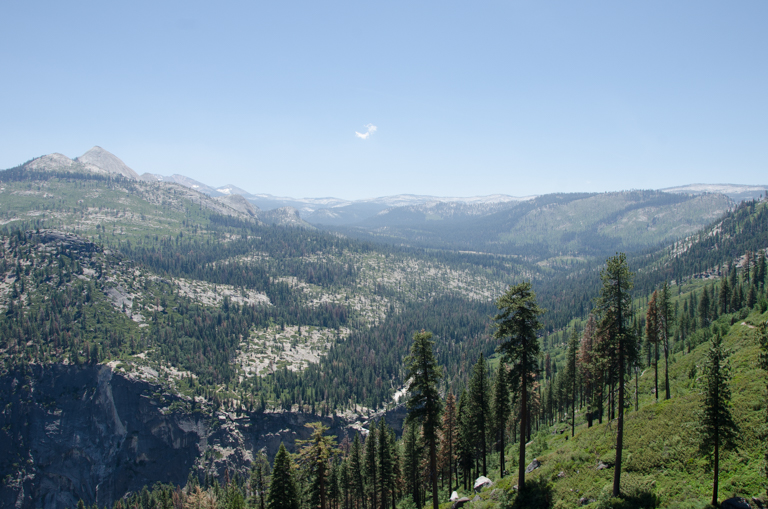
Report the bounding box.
[76,146,140,179]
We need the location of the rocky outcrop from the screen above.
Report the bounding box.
[0,365,403,509]
[260,207,314,229]
[215,194,261,220]
[0,365,206,509]
[76,147,140,180]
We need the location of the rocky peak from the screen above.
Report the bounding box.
[215,194,261,219]
[23,153,76,171]
[76,146,140,180]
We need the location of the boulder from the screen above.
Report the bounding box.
[596,460,611,470]
[525,458,541,473]
[450,491,460,502]
[721,498,752,509]
[452,497,471,509]
[472,495,482,502]
[474,476,493,492]
[557,470,566,478]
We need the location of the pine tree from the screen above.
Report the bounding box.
[349,434,365,509]
[659,283,673,401]
[389,428,401,509]
[438,392,458,491]
[404,330,443,509]
[402,420,422,508]
[699,333,739,507]
[364,425,378,509]
[329,461,340,509]
[719,276,730,315]
[250,450,271,509]
[268,443,299,509]
[594,253,636,498]
[493,281,544,491]
[698,286,711,329]
[469,353,491,476]
[297,423,339,509]
[377,419,393,509]
[456,389,474,490]
[565,328,579,437]
[646,291,660,402]
[757,250,767,288]
[491,363,510,477]
[579,315,597,428]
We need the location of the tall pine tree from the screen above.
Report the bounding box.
[269,443,299,509]
[404,330,443,509]
[699,333,739,507]
[493,281,544,491]
[469,353,491,476]
[594,253,636,498]
[492,363,510,477]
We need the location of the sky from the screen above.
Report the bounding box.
[1,1,766,200]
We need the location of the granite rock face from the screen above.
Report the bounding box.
[0,365,401,509]
[0,365,205,509]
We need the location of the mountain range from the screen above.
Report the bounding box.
[2,146,768,508]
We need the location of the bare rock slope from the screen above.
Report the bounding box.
[76,146,140,179]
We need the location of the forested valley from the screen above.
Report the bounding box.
[0,165,767,509]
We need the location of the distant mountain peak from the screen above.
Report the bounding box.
[76,147,140,180]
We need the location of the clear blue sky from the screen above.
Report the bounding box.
[1,1,766,199]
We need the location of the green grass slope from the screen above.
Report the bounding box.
[467,309,767,509]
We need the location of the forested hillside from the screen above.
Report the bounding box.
[333,191,732,263]
[1,159,766,509]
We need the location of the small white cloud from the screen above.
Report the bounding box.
[355,124,377,140]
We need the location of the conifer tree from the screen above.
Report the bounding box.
[268,443,299,509]
[250,450,271,509]
[404,330,443,509]
[364,425,378,509]
[438,392,458,491]
[377,419,393,509]
[491,363,510,477]
[389,428,401,509]
[493,281,544,491]
[659,283,673,400]
[469,353,491,476]
[579,315,597,427]
[402,420,422,508]
[719,276,730,315]
[594,253,636,498]
[340,461,350,509]
[297,422,339,509]
[329,461,340,509]
[646,291,660,402]
[757,250,767,288]
[699,333,739,507]
[349,434,365,509]
[565,328,579,437]
[698,286,711,328]
[456,389,474,490]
